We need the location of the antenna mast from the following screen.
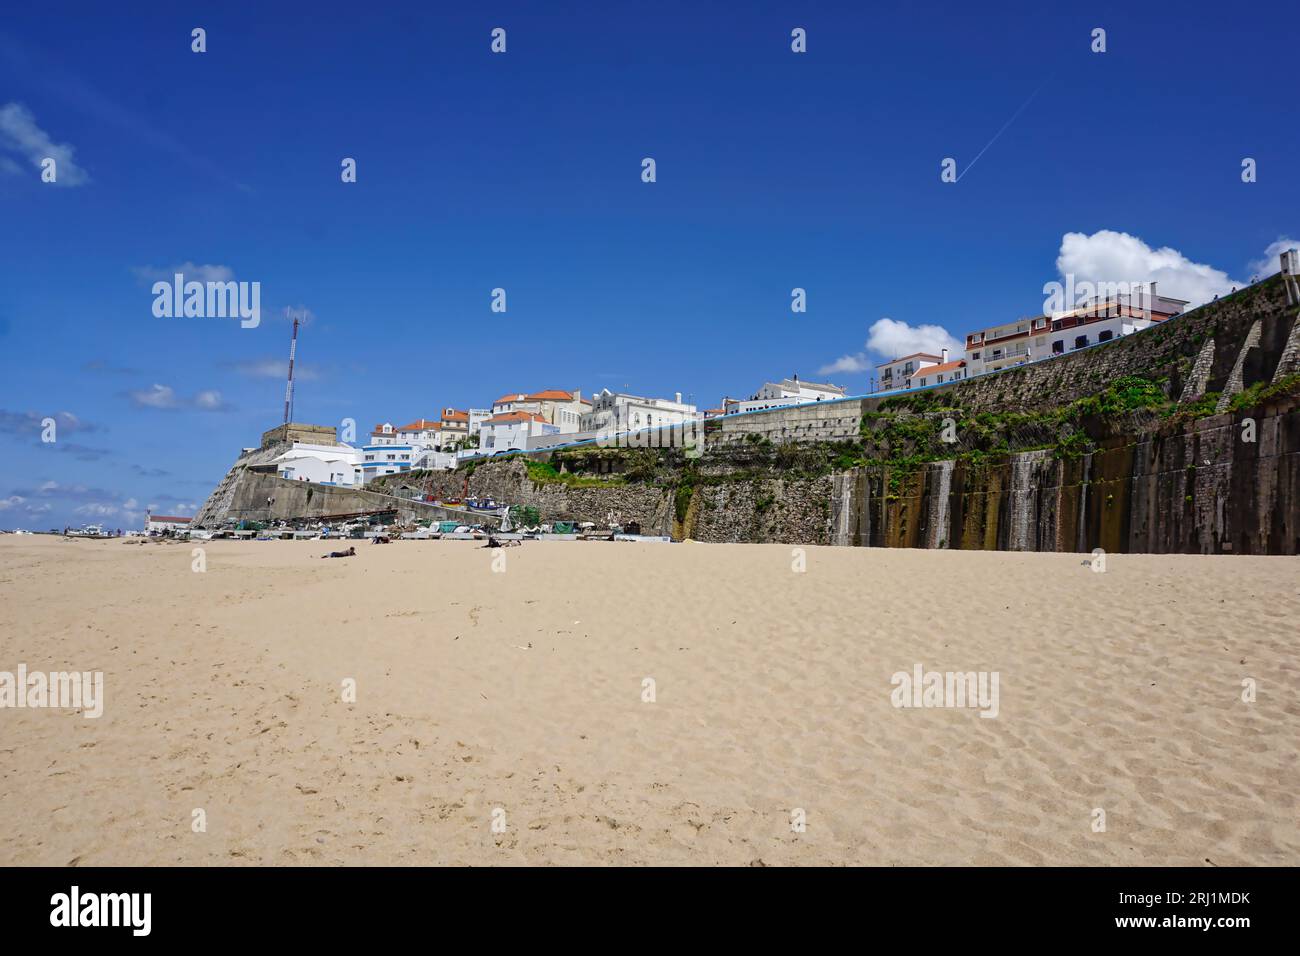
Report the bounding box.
[283,316,300,425]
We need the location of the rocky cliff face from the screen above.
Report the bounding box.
[371,276,1300,554]
[388,458,676,534]
[392,388,1295,554]
[206,275,1300,553]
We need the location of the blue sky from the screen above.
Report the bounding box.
[1,0,1296,529]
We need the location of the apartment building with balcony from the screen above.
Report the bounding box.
[875,352,943,392]
[963,289,1189,377]
[963,317,1043,376]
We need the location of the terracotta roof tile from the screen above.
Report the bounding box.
[525,389,576,401]
[912,360,966,376]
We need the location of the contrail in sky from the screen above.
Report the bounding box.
[957,73,1055,182]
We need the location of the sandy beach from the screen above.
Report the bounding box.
[0,534,1296,866]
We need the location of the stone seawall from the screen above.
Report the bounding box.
[384,461,676,535]
[194,473,497,528]
[375,393,1300,555]
[194,275,1300,553]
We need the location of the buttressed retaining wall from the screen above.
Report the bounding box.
[201,276,1300,553]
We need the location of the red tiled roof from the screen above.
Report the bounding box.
[441,409,469,422]
[494,393,527,405]
[912,360,965,376]
[398,418,442,431]
[526,389,575,401]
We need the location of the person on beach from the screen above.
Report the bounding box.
[320,546,356,559]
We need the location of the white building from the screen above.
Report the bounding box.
[355,441,419,483]
[909,359,967,389]
[480,411,559,453]
[273,442,362,485]
[579,389,698,435]
[876,352,944,392]
[525,389,588,433]
[395,418,444,448]
[492,392,536,415]
[724,375,846,415]
[439,408,470,445]
[490,391,587,433]
[964,290,1189,377]
[368,422,400,446]
[145,513,192,534]
[413,448,458,470]
[390,412,473,454]
[467,408,492,436]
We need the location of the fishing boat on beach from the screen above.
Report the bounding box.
[66,524,113,539]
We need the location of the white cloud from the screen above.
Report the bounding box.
[865,318,962,360]
[819,317,963,376]
[820,229,1294,379]
[0,495,25,511]
[129,384,180,409]
[0,408,101,438]
[1055,230,1246,309]
[132,262,236,284]
[126,384,230,412]
[222,357,320,381]
[0,102,89,186]
[819,353,872,375]
[1247,237,1300,281]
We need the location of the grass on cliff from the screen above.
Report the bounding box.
[524,458,626,487]
[1225,373,1300,414]
[859,374,1184,468]
[444,369,1300,501]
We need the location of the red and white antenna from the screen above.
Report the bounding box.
[283,316,300,425]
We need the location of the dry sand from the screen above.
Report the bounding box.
[1,534,1297,866]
